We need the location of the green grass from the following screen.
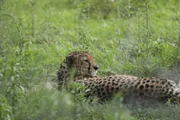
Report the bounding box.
[0,0,180,119]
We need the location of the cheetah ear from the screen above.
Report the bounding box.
[66,54,75,67]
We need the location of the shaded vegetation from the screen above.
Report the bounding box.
[0,0,180,119]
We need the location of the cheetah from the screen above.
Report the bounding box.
[57,51,180,102]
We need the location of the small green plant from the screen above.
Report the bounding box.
[0,96,13,120]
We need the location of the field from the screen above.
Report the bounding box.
[0,0,180,119]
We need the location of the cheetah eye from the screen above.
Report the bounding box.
[84,60,89,62]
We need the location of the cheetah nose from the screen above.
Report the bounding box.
[94,65,98,70]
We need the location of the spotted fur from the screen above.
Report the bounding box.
[57,51,180,102]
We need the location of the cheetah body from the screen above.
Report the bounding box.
[57,51,180,101]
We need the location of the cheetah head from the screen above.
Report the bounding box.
[57,51,98,85]
[66,51,98,76]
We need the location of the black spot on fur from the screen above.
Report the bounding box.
[101,88,104,91]
[97,88,100,92]
[130,86,133,89]
[161,81,165,85]
[116,87,119,91]
[145,84,149,88]
[139,85,144,90]
[169,91,173,95]
[137,82,140,85]
[111,87,114,91]
[164,90,168,95]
